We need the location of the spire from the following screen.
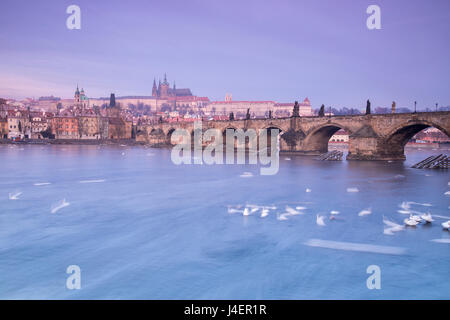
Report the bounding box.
[173,81,176,90]
[109,93,116,108]
[163,73,169,85]
[152,78,158,97]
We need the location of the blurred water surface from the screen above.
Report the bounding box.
[0,144,449,299]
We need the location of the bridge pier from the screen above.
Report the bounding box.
[347,135,409,161]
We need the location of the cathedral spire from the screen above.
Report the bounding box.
[152,78,158,97]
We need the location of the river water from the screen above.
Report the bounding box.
[0,144,449,299]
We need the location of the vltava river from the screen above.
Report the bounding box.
[0,144,449,299]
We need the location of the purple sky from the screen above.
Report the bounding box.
[0,0,449,110]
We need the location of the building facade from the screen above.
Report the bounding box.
[29,111,49,139]
[79,109,100,139]
[329,129,349,143]
[0,117,8,139]
[205,97,313,119]
[7,110,30,139]
[52,109,79,139]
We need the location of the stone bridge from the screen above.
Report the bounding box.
[136,111,450,160]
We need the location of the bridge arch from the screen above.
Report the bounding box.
[149,128,164,135]
[303,123,353,154]
[260,126,284,150]
[221,126,239,136]
[381,120,450,159]
[144,127,166,145]
[261,125,284,133]
[166,128,178,145]
[385,120,449,144]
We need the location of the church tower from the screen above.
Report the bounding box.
[159,73,170,98]
[80,88,87,109]
[107,93,120,118]
[152,79,158,97]
[74,85,81,105]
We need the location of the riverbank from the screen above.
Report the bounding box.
[328,141,449,149]
[0,139,146,146]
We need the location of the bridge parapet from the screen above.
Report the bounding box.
[137,111,450,160]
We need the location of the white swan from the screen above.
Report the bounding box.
[399,201,411,211]
[51,199,70,214]
[305,188,312,193]
[316,214,326,226]
[285,206,302,215]
[383,217,404,229]
[409,214,422,222]
[243,207,251,216]
[277,212,289,221]
[421,213,434,223]
[227,208,243,214]
[383,216,405,234]
[8,192,22,200]
[330,210,340,215]
[442,221,450,230]
[240,172,253,178]
[260,208,269,218]
[404,218,419,227]
[250,207,259,214]
[358,208,372,216]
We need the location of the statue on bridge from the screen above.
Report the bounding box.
[229,112,234,121]
[366,100,371,115]
[268,110,272,119]
[246,108,251,120]
[292,101,300,117]
[318,104,325,117]
[392,101,396,114]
